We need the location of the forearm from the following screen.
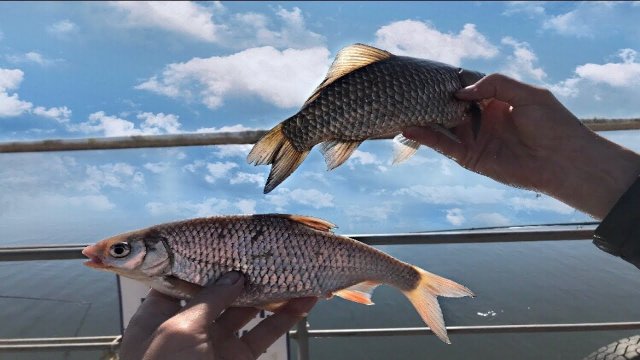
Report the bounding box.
[542,130,640,219]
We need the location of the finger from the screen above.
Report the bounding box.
[455,73,548,107]
[216,307,261,333]
[241,297,318,357]
[402,126,467,162]
[172,272,245,331]
[120,290,181,359]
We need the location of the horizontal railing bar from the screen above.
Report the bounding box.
[289,321,640,338]
[0,118,638,153]
[0,336,120,352]
[0,225,596,262]
[2,320,638,351]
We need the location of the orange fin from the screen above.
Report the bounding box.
[401,266,474,344]
[334,281,380,305]
[257,301,287,312]
[392,134,420,164]
[285,215,336,232]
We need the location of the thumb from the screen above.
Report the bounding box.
[455,73,549,107]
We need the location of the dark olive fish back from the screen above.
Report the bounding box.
[283,56,468,150]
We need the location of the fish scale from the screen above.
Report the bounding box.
[248,44,484,194]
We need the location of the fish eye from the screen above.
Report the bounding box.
[109,242,131,258]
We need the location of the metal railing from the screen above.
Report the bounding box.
[1,121,639,358]
[0,118,639,153]
[3,224,640,359]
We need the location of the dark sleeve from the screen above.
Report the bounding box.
[592,176,640,269]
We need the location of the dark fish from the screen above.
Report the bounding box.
[82,214,474,343]
[248,43,485,193]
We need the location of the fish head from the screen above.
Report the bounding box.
[457,68,485,87]
[82,228,172,280]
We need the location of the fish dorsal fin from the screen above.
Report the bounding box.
[284,215,336,232]
[303,44,392,106]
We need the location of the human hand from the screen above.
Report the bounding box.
[118,272,318,360]
[403,73,640,219]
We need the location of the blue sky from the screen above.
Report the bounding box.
[1,1,639,241]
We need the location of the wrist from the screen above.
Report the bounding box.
[543,130,640,219]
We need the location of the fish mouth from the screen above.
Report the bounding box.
[82,246,109,269]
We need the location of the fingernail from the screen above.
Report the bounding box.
[214,271,242,286]
[455,85,475,95]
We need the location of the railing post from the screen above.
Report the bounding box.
[295,317,310,360]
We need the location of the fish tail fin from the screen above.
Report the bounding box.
[401,266,474,344]
[247,123,309,193]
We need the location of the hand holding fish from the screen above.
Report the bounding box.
[403,73,640,219]
[118,272,317,360]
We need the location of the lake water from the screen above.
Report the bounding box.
[1,235,640,360]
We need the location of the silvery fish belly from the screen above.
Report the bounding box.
[82,214,474,343]
[248,43,485,193]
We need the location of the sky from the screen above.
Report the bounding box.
[1,1,639,241]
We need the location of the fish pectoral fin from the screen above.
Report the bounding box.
[257,301,287,312]
[430,124,461,144]
[392,134,421,164]
[320,140,362,170]
[333,281,381,305]
[284,215,336,232]
[303,44,392,107]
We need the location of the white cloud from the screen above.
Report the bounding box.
[225,6,324,49]
[445,208,465,226]
[266,188,334,210]
[47,20,78,36]
[144,162,170,174]
[146,197,253,217]
[212,144,253,159]
[344,203,395,222]
[81,163,144,192]
[509,194,574,214]
[6,52,58,66]
[183,160,206,173]
[347,150,381,169]
[574,49,640,87]
[472,213,511,227]
[395,185,506,205]
[0,68,32,117]
[374,20,498,66]
[33,106,71,123]
[138,112,182,134]
[74,111,182,136]
[204,161,238,183]
[230,172,264,186]
[501,37,546,82]
[109,1,219,42]
[502,2,546,17]
[136,46,330,109]
[541,2,636,38]
[236,199,256,214]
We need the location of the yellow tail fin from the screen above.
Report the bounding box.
[402,266,474,344]
[247,123,309,193]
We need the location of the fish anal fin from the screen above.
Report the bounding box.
[393,134,420,164]
[285,215,336,232]
[320,140,362,170]
[401,266,474,344]
[334,281,380,305]
[257,301,287,312]
[303,44,392,106]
